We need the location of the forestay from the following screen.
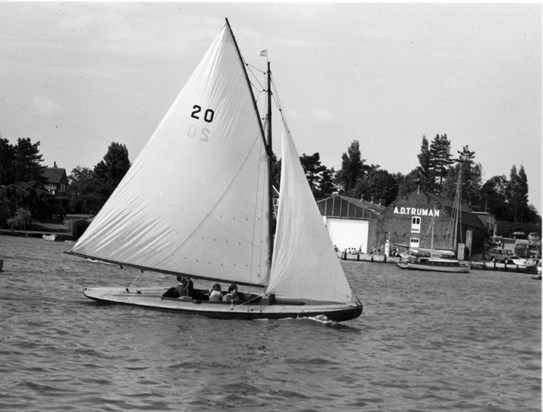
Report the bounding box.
[268,119,354,304]
[69,25,270,287]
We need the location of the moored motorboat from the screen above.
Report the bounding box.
[397,248,470,273]
[397,257,470,273]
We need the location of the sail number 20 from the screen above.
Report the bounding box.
[188,105,214,142]
[190,105,215,123]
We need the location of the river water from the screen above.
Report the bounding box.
[0,236,540,411]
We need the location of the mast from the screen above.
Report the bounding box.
[225,18,274,266]
[430,218,434,249]
[266,61,274,262]
[453,166,462,252]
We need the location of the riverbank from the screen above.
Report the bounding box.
[0,214,92,242]
[0,228,74,241]
[339,251,539,274]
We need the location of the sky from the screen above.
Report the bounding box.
[1,2,541,213]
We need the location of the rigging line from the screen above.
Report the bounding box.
[246,62,266,74]
[269,72,282,105]
[127,272,141,290]
[269,73,294,136]
[232,292,268,308]
[254,89,266,106]
[246,64,266,93]
[269,72,287,124]
[247,78,265,96]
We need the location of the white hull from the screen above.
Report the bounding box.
[397,261,470,273]
[83,287,363,322]
[510,259,538,269]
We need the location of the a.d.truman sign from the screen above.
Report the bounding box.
[393,207,440,217]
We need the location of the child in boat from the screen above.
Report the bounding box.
[208,283,222,301]
[222,284,240,303]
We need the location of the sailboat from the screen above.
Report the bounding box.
[66,20,363,322]
[396,247,470,273]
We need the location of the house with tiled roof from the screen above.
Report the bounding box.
[42,162,68,196]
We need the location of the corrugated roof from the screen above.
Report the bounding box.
[341,196,386,213]
[317,195,384,219]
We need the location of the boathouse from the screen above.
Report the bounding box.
[377,190,487,257]
[317,195,385,253]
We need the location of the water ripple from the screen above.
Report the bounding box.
[0,237,540,411]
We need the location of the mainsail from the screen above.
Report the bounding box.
[69,25,270,287]
[268,119,354,304]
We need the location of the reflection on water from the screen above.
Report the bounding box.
[0,236,540,411]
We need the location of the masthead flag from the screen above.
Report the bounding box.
[259,49,268,58]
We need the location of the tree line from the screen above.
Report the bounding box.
[0,133,540,230]
[0,137,130,229]
[304,134,540,226]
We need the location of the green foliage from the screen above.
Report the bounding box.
[355,169,399,206]
[457,146,482,207]
[412,137,539,224]
[507,165,531,223]
[67,166,102,214]
[93,142,131,207]
[0,138,16,185]
[33,187,64,222]
[0,191,11,226]
[482,175,511,221]
[0,181,61,225]
[66,143,131,214]
[299,152,336,200]
[334,139,399,205]
[0,137,45,185]
[478,165,538,224]
[441,145,482,207]
[69,218,91,238]
[397,169,420,197]
[336,140,369,197]
[0,137,58,226]
[319,167,337,200]
[0,137,132,225]
[7,208,32,230]
[94,143,130,188]
[13,138,45,183]
[416,136,433,192]
[428,134,453,194]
